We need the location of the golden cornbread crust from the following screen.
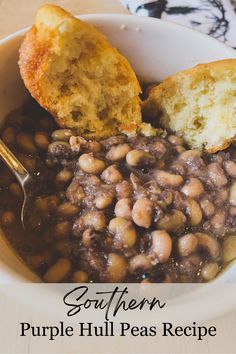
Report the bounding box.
[19,5,142,138]
[142,59,236,153]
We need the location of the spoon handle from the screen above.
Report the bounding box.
[0,138,29,184]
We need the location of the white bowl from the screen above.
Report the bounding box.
[0,14,236,312]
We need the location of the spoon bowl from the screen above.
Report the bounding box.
[0,138,33,228]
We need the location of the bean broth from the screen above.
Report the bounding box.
[0,100,236,283]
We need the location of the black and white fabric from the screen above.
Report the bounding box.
[121,0,236,48]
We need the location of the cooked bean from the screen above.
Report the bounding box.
[66,179,85,205]
[157,209,186,232]
[201,262,219,281]
[175,145,186,154]
[54,239,73,258]
[73,217,85,236]
[72,270,89,283]
[185,198,202,226]
[229,182,236,206]
[1,211,15,225]
[144,180,161,195]
[181,178,204,198]
[179,255,202,276]
[151,230,172,263]
[170,161,186,176]
[229,206,236,216]
[168,135,184,146]
[177,233,198,257]
[200,199,215,217]
[156,200,168,210]
[101,165,122,184]
[101,135,125,148]
[208,162,228,187]
[196,232,220,259]
[82,249,104,272]
[162,191,173,206]
[86,141,102,153]
[107,253,127,282]
[156,160,165,169]
[211,211,226,234]
[224,160,236,178]
[78,153,105,174]
[57,202,79,217]
[85,175,101,186]
[48,141,73,160]
[17,132,37,154]
[129,172,141,189]
[109,217,137,248]
[95,193,113,209]
[116,181,132,199]
[115,198,133,219]
[106,144,131,161]
[43,258,71,282]
[35,195,60,214]
[54,221,71,239]
[222,235,236,263]
[55,169,73,185]
[154,170,183,188]
[26,250,52,270]
[129,254,152,274]
[132,198,153,228]
[82,228,99,248]
[215,188,228,205]
[151,140,166,158]
[1,127,15,145]
[173,191,187,210]
[69,136,87,152]
[83,211,106,231]
[9,183,23,198]
[34,131,49,150]
[70,136,102,153]
[179,150,202,163]
[126,149,156,167]
[52,129,73,141]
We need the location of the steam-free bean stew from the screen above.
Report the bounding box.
[0,100,236,283]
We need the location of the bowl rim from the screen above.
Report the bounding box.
[0,13,235,310]
[0,12,236,56]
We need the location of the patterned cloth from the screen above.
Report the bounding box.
[121,0,236,48]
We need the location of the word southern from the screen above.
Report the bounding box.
[63,286,166,320]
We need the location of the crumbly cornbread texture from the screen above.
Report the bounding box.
[19,4,142,138]
[143,59,236,153]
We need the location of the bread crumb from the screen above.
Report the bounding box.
[139,123,159,137]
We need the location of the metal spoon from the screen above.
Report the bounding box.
[0,138,33,228]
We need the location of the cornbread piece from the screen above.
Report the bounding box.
[19,5,142,138]
[143,59,236,153]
